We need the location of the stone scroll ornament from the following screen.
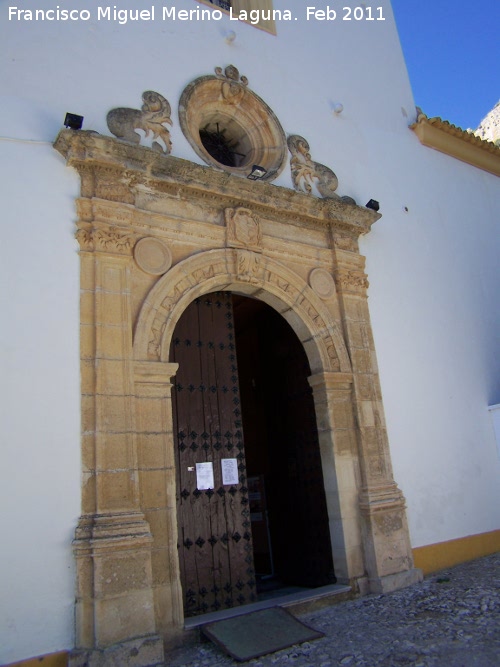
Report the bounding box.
[106,90,173,154]
[214,64,249,106]
[287,134,356,204]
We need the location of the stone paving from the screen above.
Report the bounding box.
[168,552,499,667]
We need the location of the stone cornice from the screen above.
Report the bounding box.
[54,129,381,237]
[411,112,500,177]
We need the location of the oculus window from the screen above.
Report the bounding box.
[179,65,287,181]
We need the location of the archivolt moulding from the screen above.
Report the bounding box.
[133,247,351,375]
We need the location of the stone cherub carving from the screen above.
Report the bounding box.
[106,90,173,154]
[287,134,339,198]
[287,135,356,204]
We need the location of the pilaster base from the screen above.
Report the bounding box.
[73,512,158,649]
[69,636,164,667]
[369,567,423,594]
[359,484,418,588]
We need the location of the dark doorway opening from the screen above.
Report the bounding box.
[233,295,335,595]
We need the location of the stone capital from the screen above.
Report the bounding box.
[76,222,136,255]
[133,361,179,384]
[334,267,369,294]
[308,371,354,393]
[358,483,407,515]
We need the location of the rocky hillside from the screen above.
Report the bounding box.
[475,100,500,145]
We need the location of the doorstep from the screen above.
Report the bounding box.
[184,583,353,629]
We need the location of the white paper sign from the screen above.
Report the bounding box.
[221,458,239,485]
[196,462,214,490]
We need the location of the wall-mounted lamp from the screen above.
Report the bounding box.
[332,103,344,115]
[64,113,84,130]
[247,165,267,180]
[366,199,380,212]
[225,30,236,44]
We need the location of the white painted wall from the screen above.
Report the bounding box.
[0,143,81,663]
[360,141,500,548]
[1,0,498,661]
[489,405,500,458]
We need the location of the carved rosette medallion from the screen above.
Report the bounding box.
[225,207,263,252]
[134,237,172,275]
[309,268,337,299]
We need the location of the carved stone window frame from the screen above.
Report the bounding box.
[179,65,287,180]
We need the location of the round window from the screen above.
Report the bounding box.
[178,65,287,181]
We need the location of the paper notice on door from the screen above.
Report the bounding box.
[196,462,214,490]
[221,458,239,485]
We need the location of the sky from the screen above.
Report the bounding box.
[391,0,499,131]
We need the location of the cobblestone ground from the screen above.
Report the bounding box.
[168,552,500,667]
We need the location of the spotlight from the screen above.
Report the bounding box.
[366,199,380,212]
[64,113,84,130]
[332,103,344,115]
[247,165,267,181]
[225,30,236,44]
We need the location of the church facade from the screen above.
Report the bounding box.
[1,2,499,665]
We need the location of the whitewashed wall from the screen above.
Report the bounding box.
[361,142,500,548]
[1,0,499,661]
[0,142,81,663]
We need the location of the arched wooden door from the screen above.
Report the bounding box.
[171,291,334,618]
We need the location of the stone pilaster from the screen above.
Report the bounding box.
[134,361,184,639]
[333,249,422,593]
[308,372,365,586]
[74,238,161,657]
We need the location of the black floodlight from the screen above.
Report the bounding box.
[64,113,84,130]
[247,165,267,181]
[366,199,380,212]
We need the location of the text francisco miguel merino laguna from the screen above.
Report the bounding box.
[7,5,370,24]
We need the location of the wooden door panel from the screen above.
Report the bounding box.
[171,293,256,617]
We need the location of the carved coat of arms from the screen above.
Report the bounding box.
[225,207,263,252]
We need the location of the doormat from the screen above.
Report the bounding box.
[201,606,324,661]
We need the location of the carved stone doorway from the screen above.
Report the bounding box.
[55,129,422,661]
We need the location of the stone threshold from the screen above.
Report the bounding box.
[184,583,353,629]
